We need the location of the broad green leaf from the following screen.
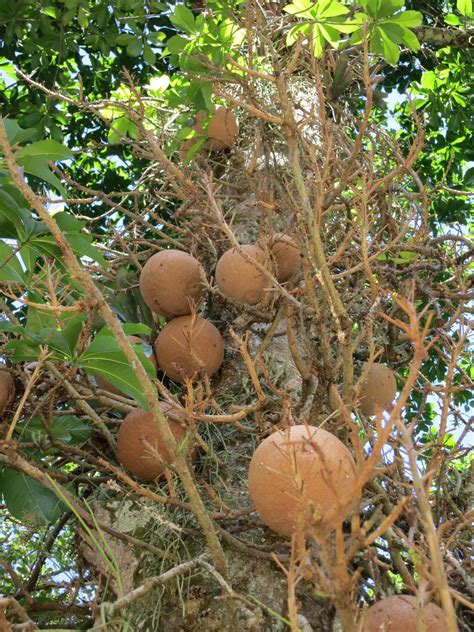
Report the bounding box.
[60,314,87,357]
[319,24,343,47]
[0,241,24,282]
[181,137,206,162]
[400,27,420,53]
[15,415,92,445]
[283,0,314,18]
[286,23,310,46]
[376,0,404,18]
[77,5,89,29]
[26,305,57,334]
[0,187,20,213]
[55,211,85,232]
[19,156,66,194]
[107,116,136,143]
[143,44,156,65]
[16,139,73,161]
[375,26,400,64]
[170,5,196,34]
[115,34,135,45]
[78,336,155,408]
[2,119,38,145]
[318,1,350,18]
[165,35,189,55]
[66,233,107,269]
[121,323,152,336]
[385,10,422,27]
[28,234,63,260]
[445,14,461,25]
[457,0,472,17]
[421,71,436,90]
[4,339,43,363]
[311,25,325,57]
[379,23,404,45]
[126,38,142,57]
[0,468,64,524]
[359,0,404,18]
[177,127,197,141]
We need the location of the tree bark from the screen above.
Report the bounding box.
[414,26,474,49]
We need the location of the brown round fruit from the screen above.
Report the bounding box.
[359,363,397,416]
[116,406,191,480]
[362,595,448,632]
[139,250,206,318]
[248,425,356,536]
[204,107,238,151]
[95,335,157,397]
[0,369,15,415]
[270,233,301,282]
[154,315,224,383]
[215,245,268,305]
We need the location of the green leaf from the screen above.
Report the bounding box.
[16,139,73,161]
[374,26,400,65]
[318,1,350,18]
[55,211,85,232]
[457,0,472,17]
[0,241,24,282]
[2,119,38,145]
[66,233,108,269]
[19,157,66,194]
[78,336,154,408]
[15,415,92,445]
[107,116,136,143]
[143,44,155,65]
[121,323,152,336]
[400,26,420,53]
[77,5,89,29]
[177,127,196,141]
[0,469,64,524]
[170,5,196,34]
[4,339,43,363]
[319,23,343,47]
[358,0,404,18]
[385,10,422,27]
[26,305,57,334]
[166,35,189,55]
[311,25,326,57]
[61,314,87,357]
[115,34,135,45]
[283,0,314,18]
[286,23,310,46]
[28,234,62,260]
[420,71,436,90]
[444,13,461,25]
[126,38,142,57]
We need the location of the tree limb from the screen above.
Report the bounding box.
[414,26,474,49]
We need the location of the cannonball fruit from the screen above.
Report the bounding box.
[95,335,157,397]
[204,107,238,151]
[359,363,397,416]
[116,406,191,480]
[270,233,301,282]
[139,250,206,318]
[216,245,267,305]
[363,595,448,632]
[248,425,356,536]
[154,315,224,383]
[0,369,14,415]
[179,107,238,158]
